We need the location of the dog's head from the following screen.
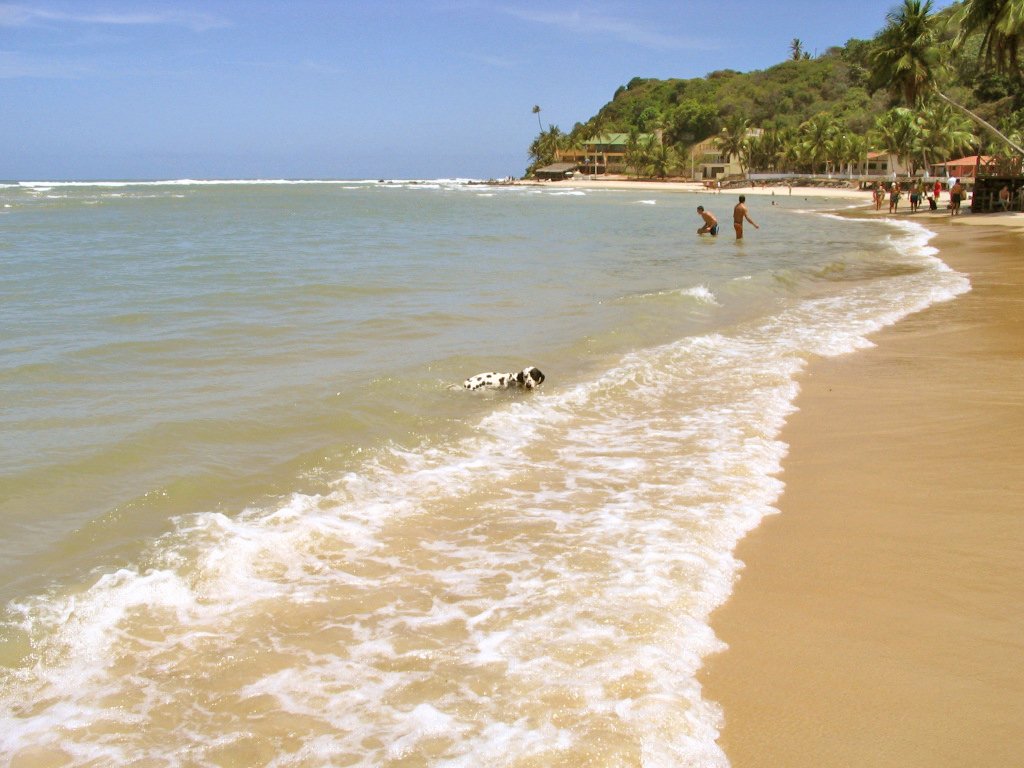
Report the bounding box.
[517,366,545,389]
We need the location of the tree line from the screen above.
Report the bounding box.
[527,0,1024,178]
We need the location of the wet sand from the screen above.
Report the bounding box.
[701,215,1024,766]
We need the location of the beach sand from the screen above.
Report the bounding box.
[519,176,873,200]
[700,214,1024,766]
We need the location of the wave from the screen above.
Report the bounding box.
[0,207,969,765]
[14,178,490,189]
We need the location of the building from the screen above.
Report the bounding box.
[556,132,661,175]
[864,151,910,177]
[533,162,577,181]
[691,129,763,180]
[929,155,997,179]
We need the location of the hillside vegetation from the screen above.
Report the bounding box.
[527,0,1024,178]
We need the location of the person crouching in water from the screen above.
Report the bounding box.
[696,205,719,236]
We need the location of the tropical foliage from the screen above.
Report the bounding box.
[525,0,1024,177]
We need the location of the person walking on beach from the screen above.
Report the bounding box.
[733,195,759,239]
[950,179,964,216]
[888,182,901,213]
[696,205,719,236]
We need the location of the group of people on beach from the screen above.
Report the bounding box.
[696,195,760,239]
[873,179,967,216]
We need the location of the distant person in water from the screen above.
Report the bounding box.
[733,195,759,239]
[696,205,719,236]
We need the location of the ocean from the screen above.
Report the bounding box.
[0,180,968,766]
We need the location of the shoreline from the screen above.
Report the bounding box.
[517,176,873,200]
[700,215,1024,765]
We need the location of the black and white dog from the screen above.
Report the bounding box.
[463,366,545,391]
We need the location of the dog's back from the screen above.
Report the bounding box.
[463,366,544,391]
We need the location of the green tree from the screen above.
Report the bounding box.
[799,113,835,174]
[646,139,677,179]
[625,128,645,177]
[716,114,750,174]
[869,0,945,106]
[871,0,1024,154]
[527,124,564,173]
[873,107,922,173]
[665,99,719,145]
[532,105,543,133]
[587,113,610,175]
[845,133,870,175]
[791,38,805,60]
[824,128,851,175]
[916,100,976,168]
[956,0,1024,75]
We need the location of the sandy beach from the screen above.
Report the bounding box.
[701,213,1024,766]
[518,176,874,200]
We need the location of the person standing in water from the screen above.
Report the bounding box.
[733,195,759,239]
[696,205,719,236]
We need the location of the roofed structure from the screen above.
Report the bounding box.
[534,162,577,180]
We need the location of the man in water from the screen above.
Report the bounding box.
[733,195,759,239]
[696,205,718,236]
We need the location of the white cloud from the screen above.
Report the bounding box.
[466,52,518,69]
[0,49,93,77]
[495,5,709,51]
[0,4,228,32]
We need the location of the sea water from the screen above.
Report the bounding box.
[0,180,968,766]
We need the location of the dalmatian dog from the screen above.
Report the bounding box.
[463,366,545,391]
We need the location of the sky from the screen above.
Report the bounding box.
[2,0,959,180]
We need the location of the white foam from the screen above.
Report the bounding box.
[13,177,490,190]
[680,284,720,305]
[0,211,968,765]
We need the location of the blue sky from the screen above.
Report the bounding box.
[3,0,957,180]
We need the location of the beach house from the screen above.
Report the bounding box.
[690,128,763,181]
[556,132,661,175]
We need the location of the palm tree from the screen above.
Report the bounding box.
[956,0,1024,75]
[869,0,944,106]
[646,140,677,179]
[540,125,564,166]
[825,130,853,176]
[625,128,645,177]
[744,132,771,173]
[799,113,835,175]
[780,136,805,174]
[527,125,564,172]
[790,38,804,60]
[751,124,785,173]
[532,105,543,133]
[776,127,800,173]
[844,133,870,176]
[916,100,976,171]
[873,108,921,174]
[870,0,1024,155]
[587,113,611,176]
[562,130,585,172]
[716,115,749,175]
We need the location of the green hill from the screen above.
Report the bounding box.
[527,0,1023,178]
